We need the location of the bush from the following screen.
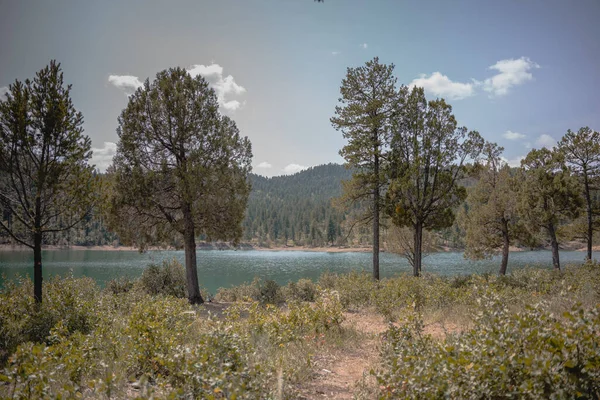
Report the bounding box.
[259,279,283,305]
[214,277,261,302]
[105,276,134,294]
[283,278,318,302]
[137,258,187,298]
[375,295,600,399]
[0,279,273,398]
[0,275,99,365]
[318,270,374,309]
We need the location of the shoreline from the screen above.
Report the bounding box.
[0,242,594,253]
[253,246,372,253]
[0,244,373,253]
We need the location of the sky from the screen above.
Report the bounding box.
[0,0,599,176]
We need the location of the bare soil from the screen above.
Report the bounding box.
[295,310,464,399]
[296,310,386,399]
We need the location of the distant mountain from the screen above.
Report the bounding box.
[243,163,356,246]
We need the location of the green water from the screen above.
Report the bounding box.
[0,249,595,295]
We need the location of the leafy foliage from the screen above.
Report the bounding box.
[137,258,187,298]
[376,298,600,399]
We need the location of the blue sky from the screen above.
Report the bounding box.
[1,0,598,175]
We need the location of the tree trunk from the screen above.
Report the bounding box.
[499,219,509,276]
[372,151,380,280]
[584,176,593,261]
[34,195,43,303]
[182,202,204,304]
[548,223,561,271]
[33,231,43,303]
[413,221,423,277]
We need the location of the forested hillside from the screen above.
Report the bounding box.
[243,163,356,247]
[1,163,362,248]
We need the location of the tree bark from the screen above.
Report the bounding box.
[34,195,43,303]
[499,219,509,276]
[182,201,204,304]
[584,174,593,261]
[33,231,43,303]
[548,223,561,271]
[372,150,380,280]
[413,221,423,277]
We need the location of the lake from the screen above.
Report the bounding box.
[0,249,595,296]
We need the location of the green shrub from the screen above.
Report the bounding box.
[449,274,472,289]
[283,278,318,302]
[319,270,374,309]
[136,258,187,298]
[123,295,193,376]
[214,277,261,302]
[376,295,600,399]
[259,279,283,305]
[0,275,99,365]
[241,290,344,346]
[105,275,134,294]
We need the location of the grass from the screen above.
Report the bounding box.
[0,260,599,398]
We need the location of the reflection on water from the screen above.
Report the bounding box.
[0,249,595,295]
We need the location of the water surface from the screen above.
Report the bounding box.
[0,249,594,295]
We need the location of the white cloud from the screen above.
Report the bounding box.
[108,75,143,95]
[535,134,556,149]
[483,57,540,96]
[256,161,272,169]
[108,63,246,113]
[331,51,341,56]
[501,155,525,168]
[91,141,117,172]
[360,43,368,49]
[221,99,243,112]
[503,130,526,140]
[187,63,246,113]
[409,72,476,100]
[186,64,223,79]
[282,164,307,174]
[0,86,8,99]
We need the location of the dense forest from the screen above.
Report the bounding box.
[244,163,352,247]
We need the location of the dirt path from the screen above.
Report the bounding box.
[294,310,463,399]
[296,311,387,399]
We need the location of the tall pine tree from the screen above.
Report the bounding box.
[331,57,398,279]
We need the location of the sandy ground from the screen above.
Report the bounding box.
[295,309,463,399]
[254,246,372,253]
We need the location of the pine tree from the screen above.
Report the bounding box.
[518,148,583,271]
[0,61,98,302]
[327,216,336,245]
[109,67,252,304]
[558,127,600,260]
[386,86,484,276]
[331,57,398,279]
[463,143,523,275]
